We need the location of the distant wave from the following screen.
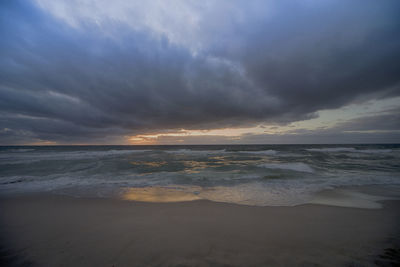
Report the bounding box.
[165,149,225,155]
[0,149,152,164]
[165,149,278,156]
[239,150,277,156]
[307,147,357,153]
[307,147,393,154]
[69,149,152,157]
[258,162,314,173]
[357,149,393,154]
[6,148,36,153]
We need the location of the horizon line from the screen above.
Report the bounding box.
[1,143,399,147]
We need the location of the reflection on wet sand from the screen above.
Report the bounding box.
[121,186,201,202]
[119,184,396,208]
[120,184,280,205]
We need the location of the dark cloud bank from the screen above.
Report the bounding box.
[0,0,400,144]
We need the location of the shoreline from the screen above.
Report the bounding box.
[3,183,399,209]
[1,186,400,266]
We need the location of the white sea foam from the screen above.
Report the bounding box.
[193,182,311,206]
[258,162,314,173]
[309,189,395,209]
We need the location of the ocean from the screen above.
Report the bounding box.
[1,144,399,206]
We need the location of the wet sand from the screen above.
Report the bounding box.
[0,192,399,266]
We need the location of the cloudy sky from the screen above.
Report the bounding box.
[1,0,399,145]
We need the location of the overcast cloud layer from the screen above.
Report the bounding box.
[1,0,400,144]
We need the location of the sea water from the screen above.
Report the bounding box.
[0,144,399,206]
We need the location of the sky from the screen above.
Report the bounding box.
[0,0,399,145]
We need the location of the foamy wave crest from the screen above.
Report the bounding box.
[258,162,314,173]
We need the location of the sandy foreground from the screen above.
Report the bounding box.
[0,187,400,266]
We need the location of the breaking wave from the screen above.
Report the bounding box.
[0,144,399,206]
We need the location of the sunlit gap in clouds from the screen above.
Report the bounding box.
[128,96,400,145]
[128,127,263,144]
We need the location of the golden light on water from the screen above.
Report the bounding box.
[130,161,167,168]
[121,186,202,202]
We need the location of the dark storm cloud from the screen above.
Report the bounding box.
[1,0,400,144]
[207,0,400,111]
